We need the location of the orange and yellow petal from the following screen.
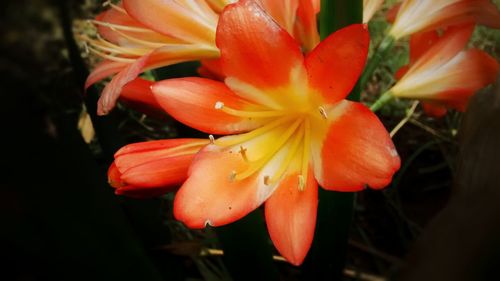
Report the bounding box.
[173,145,262,228]
[305,24,369,104]
[216,0,304,90]
[310,101,400,190]
[295,0,320,51]
[152,77,270,135]
[123,0,217,44]
[265,166,317,266]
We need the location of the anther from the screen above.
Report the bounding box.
[239,146,248,162]
[298,175,305,191]
[209,135,215,144]
[264,175,270,186]
[214,101,224,110]
[229,170,237,182]
[318,106,328,119]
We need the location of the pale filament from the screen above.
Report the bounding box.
[214,101,291,118]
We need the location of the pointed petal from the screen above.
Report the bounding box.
[123,0,218,44]
[265,166,317,266]
[390,0,500,39]
[409,30,440,63]
[97,54,150,115]
[174,133,300,228]
[198,59,225,81]
[305,24,369,104]
[120,78,163,113]
[173,145,261,228]
[393,49,498,111]
[402,24,474,79]
[95,6,176,45]
[310,101,400,190]
[257,0,299,34]
[85,60,129,89]
[120,154,194,188]
[108,161,176,198]
[152,77,267,134]
[217,0,304,89]
[295,0,320,51]
[97,45,219,115]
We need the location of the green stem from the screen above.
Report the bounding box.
[370,91,395,112]
[359,35,396,88]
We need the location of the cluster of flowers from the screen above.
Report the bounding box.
[83,0,499,265]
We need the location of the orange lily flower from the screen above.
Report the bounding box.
[386,24,498,113]
[389,0,500,39]
[83,0,319,115]
[109,138,209,198]
[147,0,399,265]
[363,0,385,23]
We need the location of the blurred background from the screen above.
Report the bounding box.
[1,0,500,280]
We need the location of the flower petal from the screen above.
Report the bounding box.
[120,154,194,188]
[295,0,320,51]
[217,0,304,90]
[120,78,163,114]
[174,131,300,228]
[108,161,176,198]
[97,45,219,115]
[390,0,500,39]
[305,24,369,104]
[265,166,317,266]
[393,49,498,111]
[95,6,176,46]
[173,145,261,228]
[123,0,218,44]
[152,77,268,134]
[257,0,299,34]
[85,60,129,89]
[310,101,400,190]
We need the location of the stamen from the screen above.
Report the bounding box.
[215,116,294,147]
[318,106,328,119]
[298,175,305,191]
[300,119,311,188]
[229,170,237,182]
[86,45,136,63]
[239,146,248,162]
[90,20,157,33]
[214,101,290,118]
[209,135,215,144]
[269,122,304,184]
[234,118,303,181]
[263,175,270,186]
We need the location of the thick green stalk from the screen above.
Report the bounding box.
[359,35,396,88]
[302,1,361,280]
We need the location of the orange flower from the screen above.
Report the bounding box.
[109,138,209,198]
[146,0,399,265]
[83,0,319,115]
[387,24,498,113]
[389,0,500,39]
